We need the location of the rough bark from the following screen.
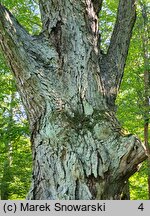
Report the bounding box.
[0,0,147,200]
[121,180,130,200]
[100,0,136,108]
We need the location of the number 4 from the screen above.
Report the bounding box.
[138,203,144,211]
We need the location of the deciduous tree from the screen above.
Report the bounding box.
[0,0,147,199]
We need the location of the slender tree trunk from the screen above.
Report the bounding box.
[144,121,150,199]
[143,70,150,200]
[1,154,12,200]
[143,33,150,201]
[1,93,14,199]
[139,0,150,200]
[0,0,147,199]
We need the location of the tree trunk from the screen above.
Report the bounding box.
[121,180,130,200]
[0,0,147,199]
[1,93,14,199]
[140,0,150,199]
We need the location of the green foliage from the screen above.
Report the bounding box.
[0,0,41,34]
[99,0,118,52]
[0,53,32,199]
[130,161,149,200]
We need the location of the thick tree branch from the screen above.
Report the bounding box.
[100,0,136,108]
[0,4,58,127]
[0,4,57,83]
[0,3,33,79]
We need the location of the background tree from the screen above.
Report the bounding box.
[0,0,147,200]
[140,0,150,199]
[0,53,32,199]
[116,0,150,199]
